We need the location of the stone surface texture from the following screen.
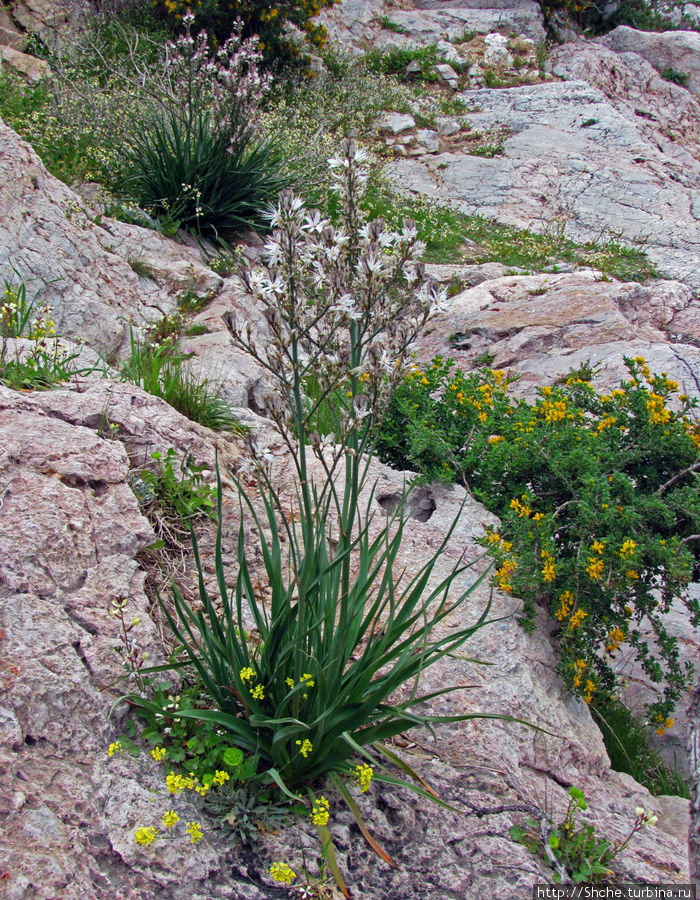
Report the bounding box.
[1,4,699,898]
[0,121,220,360]
[600,25,700,95]
[387,78,700,287]
[320,0,546,46]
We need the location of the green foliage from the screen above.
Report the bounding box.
[0,274,88,390]
[590,695,690,798]
[359,179,657,278]
[120,333,245,433]
[133,449,217,522]
[378,16,409,35]
[510,786,655,883]
[151,0,338,69]
[376,356,700,725]
[660,67,691,87]
[0,69,123,187]
[364,43,465,81]
[136,680,257,784]
[538,0,698,34]
[123,109,289,239]
[129,144,500,806]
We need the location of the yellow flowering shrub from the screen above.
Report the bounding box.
[378,355,700,725]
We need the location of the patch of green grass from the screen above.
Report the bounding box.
[360,177,657,280]
[120,333,245,433]
[378,15,409,35]
[660,67,690,87]
[483,69,504,89]
[127,253,159,281]
[469,143,504,158]
[590,696,690,798]
[363,44,443,82]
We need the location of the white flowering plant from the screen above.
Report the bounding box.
[131,143,510,875]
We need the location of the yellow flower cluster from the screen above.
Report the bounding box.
[655,715,674,736]
[162,810,180,828]
[270,862,297,884]
[310,795,330,826]
[572,658,586,688]
[296,738,313,758]
[510,496,531,518]
[569,608,588,630]
[541,550,556,583]
[646,393,671,426]
[619,539,636,559]
[606,626,625,654]
[107,741,123,757]
[240,666,265,700]
[353,762,374,793]
[540,398,568,423]
[496,557,517,594]
[134,826,157,846]
[151,746,167,761]
[555,590,574,621]
[583,679,596,704]
[586,557,604,580]
[186,820,203,844]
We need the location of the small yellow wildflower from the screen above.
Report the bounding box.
[301,673,315,688]
[239,667,254,683]
[625,570,639,580]
[310,796,330,826]
[583,679,596,704]
[586,557,604,580]
[555,590,574,621]
[151,746,166,762]
[251,683,265,700]
[541,558,556,583]
[213,770,230,786]
[569,608,588,630]
[270,862,297,884]
[108,741,123,757]
[161,810,180,828]
[134,826,157,846]
[186,821,203,844]
[591,540,605,554]
[572,658,586,688]
[619,539,637,559]
[510,497,531,518]
[296,738,313,758]
[606,626,625,653]
[285,677,295,690]
[353,762,374,793]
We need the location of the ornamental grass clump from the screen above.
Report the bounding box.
[132,142,502,872]
[123,13,289,238]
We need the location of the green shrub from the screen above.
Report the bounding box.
[538,0,697,33]
[124,108,288,238]
[151,0,338,69]
[376,356,700,726]
[132,449,217,522]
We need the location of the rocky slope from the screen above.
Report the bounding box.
[1,2,699,897]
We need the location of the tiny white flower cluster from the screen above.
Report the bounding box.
[228,139,445,471]
[634,805,658,827]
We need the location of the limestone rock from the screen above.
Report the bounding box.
[387,79,700,287]
[320,0,546,48]
[0,43,49,81]
[414,270,700,399]
[415,127,441,152]
[378,111,416,134]
[435,61,460,89]
[0,120,218,360]
[551,39,700,160]
[600,25,700,95]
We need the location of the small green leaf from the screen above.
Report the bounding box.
[223,747,244,768]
